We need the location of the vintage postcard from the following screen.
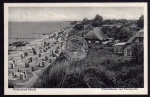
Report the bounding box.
[4,3,148,95]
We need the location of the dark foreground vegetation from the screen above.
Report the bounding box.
[33,44,143,88]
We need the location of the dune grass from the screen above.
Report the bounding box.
[32,45,143,88]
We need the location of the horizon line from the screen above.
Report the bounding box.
[8,18,139,22]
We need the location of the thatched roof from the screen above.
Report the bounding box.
[84,27,108,40]
[127,29,144,43]
[121,29,144,50]
[130,23,138,28]
[113,42,126,46]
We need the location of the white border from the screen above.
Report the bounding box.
[4,3,148,95]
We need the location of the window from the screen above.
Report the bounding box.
[95,41,99,43]
[115,48,118,53]
[139,37,143,42]
[127,49,131,56]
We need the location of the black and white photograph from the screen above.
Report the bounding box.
[4,3,148,95]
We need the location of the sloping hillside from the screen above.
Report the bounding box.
[33,45,143,88]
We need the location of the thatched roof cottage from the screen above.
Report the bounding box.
[122,29,144,56]
[113,29,144,56]
[84,27,108,44]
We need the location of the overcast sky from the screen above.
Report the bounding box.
[9,7,143,22]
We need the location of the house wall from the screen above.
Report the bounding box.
[123,37,143,57]
[124,44,132,57]
[86,39,102,44]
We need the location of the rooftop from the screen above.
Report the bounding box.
[84,27,108,40]
[127,29,144,43]
[113,42,126,46]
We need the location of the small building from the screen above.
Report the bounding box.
[41,61,45,67]
[122,29,144,57]
[23,71,27,78]
[108,38,115,43]
[114,40,120,44]
[84,27,108,44]
[113,42,126,55]
[114,23,123,28]
[45,55,49,61]
[101,24,114,28]
[38,60,45,67]
[8,61,16,69]
[8,72,15,79]
[28,57,32,63]
[14,72,20,78]
[103,38,115,46]
[129,23,139,31]
[48,59,52,63]
[20,72,26,80]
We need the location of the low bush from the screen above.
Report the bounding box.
[103,47,114,53]
[98,57,143,88]
[116,65,143,88]
[131,42,143,64]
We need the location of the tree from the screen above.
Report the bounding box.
[94,14,103,21]
[70,21,77,25]
[105,26,120,39]
[137,15,144,29]
[73,24,83,30]
[101,26,108,34]
[131,42,143,63]
[117,27,132,42]
[92,14,103,27]
[82,17,92,25]
[83,17,88,21]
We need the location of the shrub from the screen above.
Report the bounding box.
[73,24,84,30]
[103,47,114,53]
[70,21,77,25]
[116,66,141,88]
[101,59,119,71]
[83,73,106,88]
[106,42,113,47]
[131,42,143,64]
